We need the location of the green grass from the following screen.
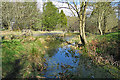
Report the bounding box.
[2,38,45,78]
[2,35,65,78]
[90,31,119,40]
[2,40,25,77]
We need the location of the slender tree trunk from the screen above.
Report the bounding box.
[79,3,83,36]
[98,21,103,35]
[82,1,87,43]
[98,13,103,35]
[79,1,89,45]
[98,11,104,35]
[79,2,84,44]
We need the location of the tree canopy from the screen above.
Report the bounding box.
[59,10,67,31]
[42,2,59,31]
[90,2,118,34]
[2,2,41,31]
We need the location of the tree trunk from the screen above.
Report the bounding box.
[79,2,84,45]
[80,34,85,45]
[98,10,104,35]
[98,21,103,35]
[82,1,87,43]
[98,13,103,35]
[79,3,83,36]
[79,1,89,45]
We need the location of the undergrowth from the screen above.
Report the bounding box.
[85,31,120,78]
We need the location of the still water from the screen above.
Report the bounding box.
[41,36,113,78]
[42,45,80,78]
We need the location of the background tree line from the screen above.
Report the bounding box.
[1,1,67,32]
[2,2,42,31]
[1,1,118,35]
[86,2,118,35]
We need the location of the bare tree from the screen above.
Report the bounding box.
[91,2,118,35]
[59,0,89,44]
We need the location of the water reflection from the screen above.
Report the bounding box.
[41,36,113,78]
[41,45,80,78]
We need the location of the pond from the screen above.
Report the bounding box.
[40,36,113,78]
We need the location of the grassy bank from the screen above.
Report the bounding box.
[2,38,45,78]
[1,31,120,78]
[86,31,120,78]
[87,31,119,64]
[69,31,120,78]
[2,35,64,78]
